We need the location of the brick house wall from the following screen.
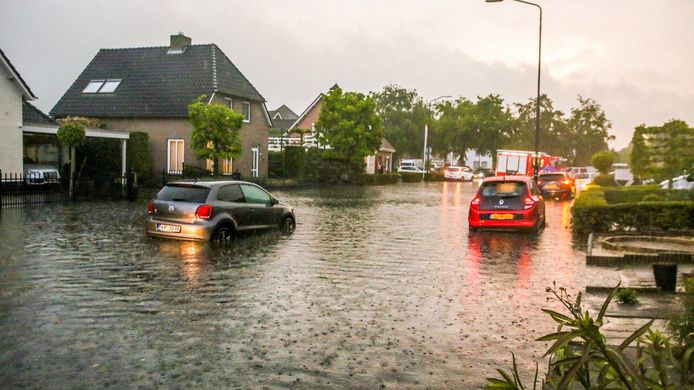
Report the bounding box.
[101,97,269,178]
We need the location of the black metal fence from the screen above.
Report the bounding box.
[0,171,69,207]
[0,169,137,209]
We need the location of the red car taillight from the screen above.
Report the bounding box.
[524,196,535,209]
[147,200,155,215]
[195,205,214,219]
[471,196,481,209]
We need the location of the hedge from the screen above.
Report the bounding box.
[284,146,305,178]
[601,185,694,204]
[425,173,445,182]
[356,173,399,185]
[571,186,694,236]
[401,173,422,183]
[127,131,151,179]
[268,151,283,178]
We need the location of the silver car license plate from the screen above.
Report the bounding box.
[156,224,181,233]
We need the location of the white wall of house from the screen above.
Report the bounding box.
[445,150,493,169]
[0,65,24,174]
[464,150,493,170]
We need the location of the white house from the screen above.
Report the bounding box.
[0,48,35,174]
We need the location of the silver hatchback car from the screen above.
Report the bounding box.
[146,181,295,241]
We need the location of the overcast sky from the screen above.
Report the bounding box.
[2,0,692,149]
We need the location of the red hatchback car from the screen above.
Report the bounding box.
[468,176,545,231]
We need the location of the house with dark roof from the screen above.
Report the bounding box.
[268,104,299,132]
[51,34,271,178]
[1,47,130,177]
[1,48,37,173]
[288,85,396,174]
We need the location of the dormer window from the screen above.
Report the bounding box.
[82,79,121,93]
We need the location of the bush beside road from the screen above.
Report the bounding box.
[571,185,694,236]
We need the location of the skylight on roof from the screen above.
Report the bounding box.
[82,79,121,93]
[99,79,121,93]
[83,80,105,93]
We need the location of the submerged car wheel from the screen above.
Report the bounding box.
[212,226,234,242]
[281,217,296,235]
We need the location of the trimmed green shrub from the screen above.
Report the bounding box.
[591,150,614,174]
[401,173,422,183]
[592,174,617,186]
[76,138,122,175]
[268,151,283,178]
[424,173,445,182]
[602,185,694,204]
[302,148,364,184]
[356,173,399,185]
[572,186,694,235]
[641,193,665,202]
[127,131,150,179]
[284,146,305,178]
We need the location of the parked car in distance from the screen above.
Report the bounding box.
[474,168,495,179]
[444,166,474,181]
[146,181,295,242]
[24,164,61,185]
[397,165,425,174]
[468,176,545,232]
[567,166,597,180]
[537,172,575,199]
[660,174,694,190]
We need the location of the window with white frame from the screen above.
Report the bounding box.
[167,139,184,173]
[224,98,233,110]
[242,102,251,123]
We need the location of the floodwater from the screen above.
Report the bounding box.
[0,182,618,389]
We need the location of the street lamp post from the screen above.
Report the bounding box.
[424,95,452,179]
[486,0,542,179]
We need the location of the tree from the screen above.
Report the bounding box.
[315,86,384,176]
[508,94,566,156]
[370,84,428,160]
[591,150,613,175]
[630,119,694,186]
[470,94,514,167]
[188,96,244,175]
[566,96,614,165]
[630,125,651,179]
[56,121,86,198]
[431,98,475,160]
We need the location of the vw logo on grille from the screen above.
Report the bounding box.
[168,205,175,212]
[498,199,505,205]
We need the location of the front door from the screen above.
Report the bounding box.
[251,146,259,177]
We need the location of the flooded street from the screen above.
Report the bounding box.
[0,182,618,389]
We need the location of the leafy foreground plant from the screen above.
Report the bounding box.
[486,283,694,389]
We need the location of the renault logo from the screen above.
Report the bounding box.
[498,199,504,205]
[168,205,175,212]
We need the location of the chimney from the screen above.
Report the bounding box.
[168,33,191,54]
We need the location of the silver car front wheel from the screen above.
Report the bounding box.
[281,217,295,235]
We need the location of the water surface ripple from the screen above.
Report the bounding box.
[0,182,618,389]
